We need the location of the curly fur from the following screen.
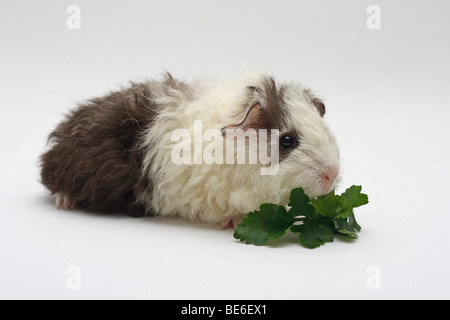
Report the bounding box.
[40,72,340,225]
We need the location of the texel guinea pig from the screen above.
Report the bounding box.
[40,72,340,229]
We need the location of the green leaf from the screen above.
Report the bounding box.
[233,185,368,249]
[335,212,361,236]
[340,185,369,208]
[233,204,296,246]
[348,212,362,232]
[332,186,368,219]
[288,188,317,219]
[314,215,337,231]
[291,221,334,249]
[311,191,339,218]
[335,196,354,219]
[337,228,358,238]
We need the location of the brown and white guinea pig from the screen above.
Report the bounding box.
[40,72,340,229]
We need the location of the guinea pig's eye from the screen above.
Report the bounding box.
[279,134,296,149]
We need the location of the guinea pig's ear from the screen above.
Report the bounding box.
[221,85,265,136]
[221,102,264,136]
[221,78,287,136]
[312,97,326,117]
[305,89,326,117]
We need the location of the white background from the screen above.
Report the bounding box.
[1,0,449,299]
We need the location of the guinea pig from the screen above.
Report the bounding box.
[40,72,340,229]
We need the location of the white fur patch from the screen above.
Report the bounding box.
[139,73,340,224]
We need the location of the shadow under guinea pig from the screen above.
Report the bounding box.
[35,192,226,231]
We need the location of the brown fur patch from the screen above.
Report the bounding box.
[243,77,288,130]
[223,76,296,162]
[40,74,191,216]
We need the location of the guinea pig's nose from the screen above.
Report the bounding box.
[320,169,338,193]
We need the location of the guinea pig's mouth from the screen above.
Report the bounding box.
[319,170,341,196]
[306,166,341,198]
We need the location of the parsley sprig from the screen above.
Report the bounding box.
[233,185,369,249]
